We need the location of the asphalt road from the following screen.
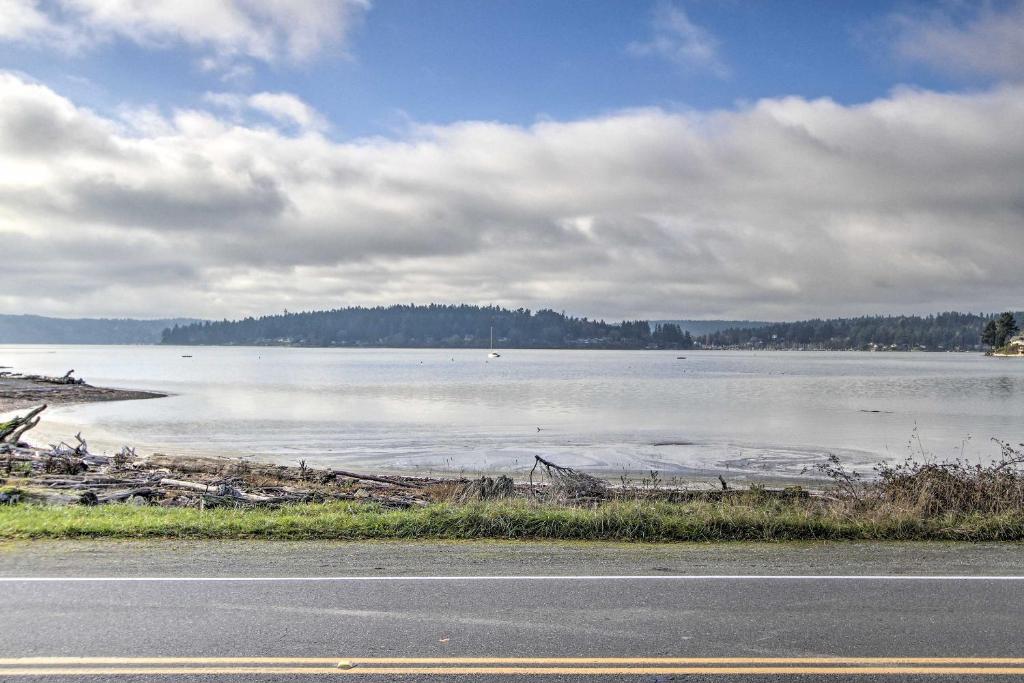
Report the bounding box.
[2,540,1024,681]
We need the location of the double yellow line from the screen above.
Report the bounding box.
[1,657,1024,676]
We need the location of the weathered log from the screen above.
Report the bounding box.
[47,482,126,489]
[20,489,81,506]
[158,478,277,503]
[97,488,155,503]
[330,468,420,489]
[159,478,223,493]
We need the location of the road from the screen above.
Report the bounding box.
[2,540,1024,681]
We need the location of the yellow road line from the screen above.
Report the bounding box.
[2,666,1024,676]
[4,657,1024,665]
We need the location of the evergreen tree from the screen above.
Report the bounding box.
[994,311,1020,348]
[981,320,998,347]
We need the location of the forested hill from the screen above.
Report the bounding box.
[160,304,695,349]
[0,315,200,344]
[703,312,1023,351]
[651,320,770,336]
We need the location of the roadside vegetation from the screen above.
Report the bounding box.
[2,440,1024,542]
[3,494,1024,542]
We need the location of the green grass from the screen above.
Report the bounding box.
[2,500,1024,541]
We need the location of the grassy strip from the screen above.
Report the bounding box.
[2,500,1024,541]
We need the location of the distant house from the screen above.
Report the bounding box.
[1010,335,1024,354]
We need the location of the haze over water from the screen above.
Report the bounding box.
[3,346,1023,481]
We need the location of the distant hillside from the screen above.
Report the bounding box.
[703,312,1023,351]
[651,320,771,336]
[161,304,695,349]
[0,315,202,344]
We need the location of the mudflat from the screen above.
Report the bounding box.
[0,375,165,413]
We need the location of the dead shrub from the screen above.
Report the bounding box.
[815,439,1024,516]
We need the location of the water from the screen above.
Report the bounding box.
[3,346,1023,481]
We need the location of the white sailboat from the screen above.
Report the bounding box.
[488,326,501,358]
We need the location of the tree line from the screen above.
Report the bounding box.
[160,304,696,349]
[703,311,1023,351]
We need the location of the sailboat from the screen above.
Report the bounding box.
[488,326,501,358]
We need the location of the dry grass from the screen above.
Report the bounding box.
[810,439,1024,518]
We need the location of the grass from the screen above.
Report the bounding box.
[3,498,1024,542]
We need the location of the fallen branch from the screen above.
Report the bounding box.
[0,405,47,445]
[530,454,606,500]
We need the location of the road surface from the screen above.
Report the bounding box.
[1,540,1023,680]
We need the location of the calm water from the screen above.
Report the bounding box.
[2,346,1023,481]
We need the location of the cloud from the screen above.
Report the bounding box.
[246,92,327,131]
[0,0,54,40]
[887,1,1024,80]
[628,1,728,77]
[203,91,327,131]
[0,0,86,49]
[1,71,1023,320]
[0,0,370,66]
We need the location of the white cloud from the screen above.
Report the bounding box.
[203,90,327,131]
[0,0,52,39]
[628,1,727,77]
[888,1,1024,79]
[0,0,86,49]
[247,92,326,131]
[0,0,370,66]
[1,72,1023,320]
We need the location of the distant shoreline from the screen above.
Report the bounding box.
[2,341,988,352]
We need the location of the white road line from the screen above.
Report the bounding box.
[0,574,1023,582]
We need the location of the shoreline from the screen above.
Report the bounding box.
[0,370,166,414]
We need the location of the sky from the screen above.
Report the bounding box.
[0,0,1022,321]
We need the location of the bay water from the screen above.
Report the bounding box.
[3,345,1023,482]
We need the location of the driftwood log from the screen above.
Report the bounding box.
[330,469,420,489]
[0,370,84,385]
[0,405,46,445]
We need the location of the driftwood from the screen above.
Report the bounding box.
[2,408,450,508]
[0,405,46,444]
[97,488,154,504]
[330,468,420,489]
[0,370,85,385]
[158,478,277,503]
[530,454,607,500]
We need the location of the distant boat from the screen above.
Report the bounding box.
[488,326,501,358]
[181,355,193,358]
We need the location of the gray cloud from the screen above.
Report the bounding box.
[0,72,1023,320]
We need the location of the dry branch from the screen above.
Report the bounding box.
[529,454,606,500]
[0,405,47,444]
